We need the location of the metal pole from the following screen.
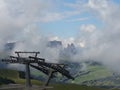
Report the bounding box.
[25,63,32,88]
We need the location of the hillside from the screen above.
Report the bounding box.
[0,69,19,79]
[0,69,18,85]
[0,66,120,90]
[62,61,120,88]
[31,60,120,88]
[0,84,112,90]
[1,61,120,88]
[0,69,41,86]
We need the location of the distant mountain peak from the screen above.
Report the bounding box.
[4,42,15,51]
[47,40,62,48]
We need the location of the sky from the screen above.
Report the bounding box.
[40,0,102,38]
[39,0,120,38]
[1,0,120,72]
[0,0,119,42]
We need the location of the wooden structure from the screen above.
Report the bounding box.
[2,51,74,89]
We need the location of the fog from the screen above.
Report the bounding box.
[0,0,120,72]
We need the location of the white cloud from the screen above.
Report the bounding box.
[80,24,96,33]
[63,37,75,47]
[0,0,62,62]
[39,12,65,22]
[39,10,81,22]
[66,17,89,22]
[1,0,120,73]
[49,36,60,41]
[78,42,85,48]
[64,0,87,10]
[87,0,114,20]
[69,0,120,72]
[0,0,52,40]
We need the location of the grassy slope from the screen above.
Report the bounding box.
[31,62,115,86]
[53,84,101,90]
[0,69,41,85]
[29,61,120,87]
[0,69,120,90]
[74,65,113,84]
[1,84,120,90]
[0,69,19,79]
[49,84,119,90]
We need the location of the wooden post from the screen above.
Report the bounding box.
[25,63,32,88]
[43,69,54,90]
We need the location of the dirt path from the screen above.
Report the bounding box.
[0,84,53,90]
